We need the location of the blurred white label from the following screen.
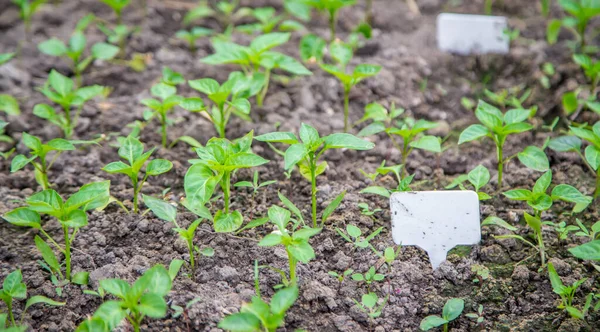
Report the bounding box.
[391,191,481,269]
[437,13,509,55]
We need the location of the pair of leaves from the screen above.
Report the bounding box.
[103,136,172,179]
[420,298,465,330]
[458,100,533,144]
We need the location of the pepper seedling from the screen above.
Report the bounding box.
[34,69,107,138]
[183,0,251,32]
[218,286,298,332]
[562,54,600,117]
[103,136,172,213]
[255,123,374,227]
[494,212,547,266]
[180,72,251,138]
[175,27,213,53]
[234,170,277,200]
[0,82,21,147]
[547,0,600,51]
[548,262,593,319]
[100,0,131,24]
[11,0,46,40]
[185,131,268,232]
[0,270,64,329]
[351,266,385,292]
[304,0,356,41]
[201,33,311,106]
[574,218,600,240]
[458,100,537,190]
[336,224,383,257]
[445,165,492,200]
[420,298,465,332]
[259,205,320,285]
[141,79,184,147]
[503,170,592,217]
[236,7,305,34]
[11,132,78,190]
[97,22,138,57]
[75,264,172,332]
[3,181,110,282]
[360,161,414,197]
[38,18,119,86]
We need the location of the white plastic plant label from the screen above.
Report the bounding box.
[390,191,481,269]
[436,13,509,55]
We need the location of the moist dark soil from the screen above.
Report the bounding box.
[1,0,599,331]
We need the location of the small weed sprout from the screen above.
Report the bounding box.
[97,22,138,57]
[12,0,46,40]
[360,161,414,197]
[234,170,277,200]
[548,262,593,319]
[336,224,383,257]
[100,0,131,24]
[445,165,492,200]
[353,292,388,326]
[256,123,374,227]
[357,202,382,219]
[351,266,385,292]
[103,136,172,213]
[141,78,185,147]
[465,305,485,326]
[175,27,213,53]
[0,270,64,329]
[3,181,110,282]
[547,0,600,50]
[420,298,465,332]
[328,269,353,287]
[543,221,579,241]
[494,212,547,266]
[562,54,600,117]
[304,0,356,41]
[574,218,600,240]
[236,7,306,34]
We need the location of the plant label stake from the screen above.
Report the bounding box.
[390,191,480,269]
[437,13,509,55]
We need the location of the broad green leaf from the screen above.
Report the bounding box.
[143,195,177,223]
[27,190,63,215]
[0,94,20,115]
[254,131,298,144]
[91,42,119,60]
[299,123,320,148]
[3,270,26,298]
[533,171,552,194]
[546,19,562,44]
[517,146,549,171]
[62,209,88,228]
[38,38,68,56]
[585,145,600,170]
[420,316,448,330]
[189,78,220,95]
[218,312,261,331]
[146,159,173,176]
[299,34,325,62]
[103,161,131,174]
[268,205,291,230]
[24,295,65,312]
[47,138,75,151]
[143,264,172,296]
[562,91,579,115]
[330,42,353,66]
[548,136,581,152]
[48,70,73,97]
[284,143,309,170]
[270,286,298,315]
[360,186,390,198]
[228,153,269,168]
[503,189,532,200]
[323,133,374,150]
[151,82,177,100]
[288,240,315,263]
[410,135,441,153]
[547,262,566,294]
[481,216,517,231]
[568,240,600,261]
[475,100,503,130]
[259,233,284,246]
[71,271,89,285]
[523,212,542,234]
[358,122,386,137]
[179,97,205,112]
[3,208,41,228]
[352,64,381,80]
[214,210,243,232]
[65,180,110,211]
[184,164,219,203]
[10,154,36,172]
[118,136,144,165]
[139,293,168,318]
[442,298,464,321]
[277,192,304,224]
[504,108,531,124]
[458,124,488,144]
[69,31,87,54]
[250,32,290,53]
[468,165,490,191]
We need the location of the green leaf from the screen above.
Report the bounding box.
[214,210,243,232]
[218,312,261,331]
[48,70,73,97]
[270,286,298,315]
[142,264,172,296]
[34,235,60,272]
[346,224,362,238]
[323,133,374,150]
[254,131,298,144]
[184,163,219,203]
[299,34,325,62]
[179,98,205,112]
[103,161,131,174]
[352,64,381,80]
[259,233,284,246]
[0,94,20,115]
[284,143,309,170]
[548,136,581,152]
[322,190,345,223]
[0,52,15,65]
[189,78,220,95]
[547,19,562,44]
[330,42,353,66]
[475,100,503,130]
[562,91,579,115]
[91,42,119,60]
[458,124,489,144]
[139,293,168,318]
[503,189,532,200]
[410,135,441,153]
[481,216,517,231]
[24,295,65,312]
[143,195,177,223]
[585,145,600,170]
[568,240,600,261]
[27,190,64,216]
[360,186,390,198]
[65,180,110,212]
[420,316,448,330]
[3,208,41,228]
[442,298,464,321]
[47,138,75,151]
[524,212,542,234]
[151,82,177,100]
[517,146,549,172]
[278,192,304,224]
[99,279,130,300]
[288,240,315,263]
[547,262,566,294]
[146,159,173,176]
[118,136,144,165]
[69,31,87,54]
[468,165,490,191]
[2,270,26,299]
[38,38,68,56]
[250,32,290,53]
[299,123,320,148]
[268,205,291,231]
[504,108,531,124]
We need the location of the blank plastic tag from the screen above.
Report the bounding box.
[437,13,509,55]
[391,191,481,269]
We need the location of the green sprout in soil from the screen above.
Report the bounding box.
[97,22,138,57]
[420,298,464,332]
[184,131,268,232]
[218,285,298,332]
[201,32,312,106]
[103,136,172,213]
[547,0,600,51]
[100,0,130,24]
[360,161,414,197]
[76,264,172,332]
[548,122,600,197]
[354,292,388,327]
[544,221,579,242]
[494,212,548,266]
[445,165,492,200]
[0,75,21,149]
[458,100,536,190]
[328,269,353,287]
[0,270,64,329]
[141,77,185,147]
[569,239,600,272]
[34,70,107,138]
[3,181,110,282]
[471,264,490,284]
[236,7,306,34]
[562,54,600,117]
[465,304,485,326]
[503,170,592,217]
[180,72,252,138]
[258,205,320,285]
[175,27,213,54]
[574,218,600,240]
[12,0,46,41]
[38,17,119,86]
[548,261,594,319]
[304,0,356,41]
[255,123,374,227]
[336,224,383,257]
[183,0,251,33]
[351,266,385,292]
[234,170,277,200]
[357,202,382,219]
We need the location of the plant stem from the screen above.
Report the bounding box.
[538,233,546,266]
[188,240,195,273]
[132,177,139,213]
[161,112,167,147]
[329,9,337,42]
[401,140,410,179]
[365,0,373,25]
[310,154,317,228]
[223,171,231,214]
[287,248,297,285]
[595,169,600,198]
[63,226,71,280]
[343,87,350,133]
[257,69,271,107]
[497,146,503,191]
[7,299,15,326]
[443,323,448,332]
[218,106,226,138]
[63,104,73,138]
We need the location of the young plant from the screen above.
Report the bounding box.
[360,161,415,197]
[547,0,600,50]
[141,80,184,147]
[236,7,305,34]
[218,286,298,332]
[175,27,213,53]
[483,85,532,110]
[357,202,382,218]
[234,170,276,199]
[183,0,251,32]
[357,102,441,171]
[503,170,592,217]
[420,298,465,332]
[574,218,600,240]
[100,0,131,23]
[201,33,311,106]
[569,239,600,272]
[255,123,374,226]
[465,305,485,326]
[353,292,388,325]
[0,87,20,148]
[328,269,353,286]
[38,22,119,86]
[103,136,172,213]
[75,264,172,332]
[445,165,492,200]
[548,262,593,319]
[336,224,383,256]
[304,0,356,41]
[0,270,64,329]
[180,72,251,138]
[458,100,536,190]
[494,212,547,265]
[3,181,110,282]
[351,266,385,291]
[544,221,580,241]
[34,70,107,137]
[11,0,46,40]
[185,131,268,232]
[11,132,76,190]
[97,23,138,57]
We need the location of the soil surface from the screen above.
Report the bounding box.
[1,0,599,331]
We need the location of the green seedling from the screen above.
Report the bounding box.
[3,181,110,282]
[357,102,441,171]
[256,123,373,226]
[328,269,353,286]
[574,218,600,240]
[383,246,401,270]
[320,42,381,132]
[259,206,320,285]
[574,54,600,95]
[0,270,64,329]
[471,264,490,284]
[141,80,184,147]
[175,27,213,53]
[38,20,119,86]
[180,72,252,138]
[103,136,172,213]
[357,202,382,218]
[360,161,414,197]
[75,264,172,332]
[100,0,130,23]
[304,0,356,41]
[548,122,600,197]
[11,133,78,190]
[465,305,485,326]
[420,298,465,332]
[548,262,593,319]
[544,221,579,241]
[236,7,305,34]
[218,286,298,332]
[336,224,383,257]
[353,292,388,325]
[458,100,538,190]
[12,0,46,40]
[445,165,492,200]
[562,54,600,117]
[569,239,600,268]
[351,266,384,291]
[0,88,20,147]
[539,62,556,90]
[0,53,15,65]
[97,23,138,57]
[234,170,277,199]
[171,297,202,322]
[547,0,600,50]
[494,212,547,265]
[183,0,252,32]
[83,285,106,299]
[503,170,592,217]
[185,131,268,232]
[201,33,311,106]
[34,70,107,137]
